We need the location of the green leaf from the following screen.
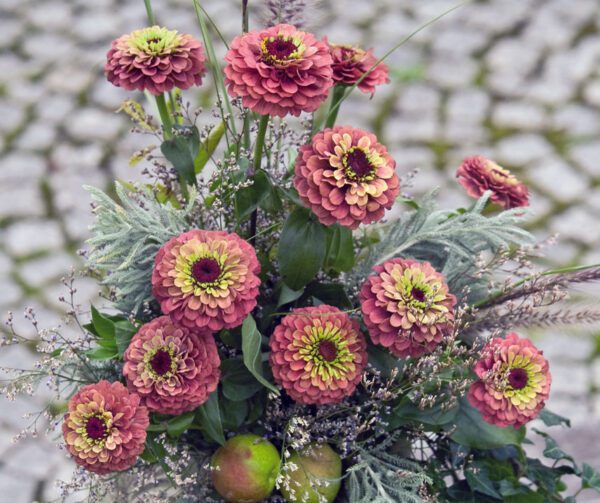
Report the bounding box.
[241,315,280,395]
[114,319,138,356]
[166,411,195,438]
[221,359,263,401]
[196,392,225,445]
[277,283,304,308]
[304,282,353,309]
[450,397,524,449]
[160,126,200,185]
[235,170,272,221]
[533,429,574,463]
[324,224,355,272]
[538,409,571,428]
[582,463,600,491]
[220,396,248,430]
[195,121,225,173]
[85,347,118,360]
[91,305,115,339]
[393,399,458,427]
[278,207,327,289]
[465,464,501,499]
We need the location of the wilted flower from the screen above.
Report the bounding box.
[123,316,220,415]
[468,332,551,428]
[105,26,206,95]
[360,258,456,358]
[294,125,399,229]
[152,230,261,332]
[456,156,529,209]
[269,305,368,404]
[62,380,149,474]
[224,23,333,117]
[329,43,389,94]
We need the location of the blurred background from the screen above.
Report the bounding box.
[1,0,600,500]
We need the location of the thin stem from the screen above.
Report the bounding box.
[144,0,156,24]
[155,94,173,139]
[474,262,600,309]
[325,85,345,129]
[242,0,251,152]
[242,0,249,33]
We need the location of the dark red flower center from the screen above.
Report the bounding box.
[265,38,297,61]
[150,349,173,376]
[318,340,338,362]
[345,149,374,179]
[191,258,221,283]
[508,367,528,390]
[411,287,427,303]
[147,37,161,44]
[86,416,108,440]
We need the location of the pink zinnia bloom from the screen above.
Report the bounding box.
[468,332,551,429]
[123,316,220,415]
[224,24,333,117]
[330,43,389,95]
[105,26,206,95]
[360,258,456,358]
[269,305,368,405]
[62,380,149,474]
[294,126,400,229]
[457,156,529,209]
[152,230,261,332]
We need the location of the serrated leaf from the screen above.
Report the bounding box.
[582,463,600,491]
[539,409,571,428]
[278,208,327,290]
[241,315,279,395]
[196,392,225,445]
[465,465,501,498]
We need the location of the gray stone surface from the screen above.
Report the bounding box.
[1,0,600,498]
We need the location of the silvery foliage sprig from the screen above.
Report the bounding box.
[354,190,534,301]
[86,183,195,315]
[343,433,433,503]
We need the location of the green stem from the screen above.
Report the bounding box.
[250,115,269,241]
[474,262,600,309]
[155,94,173,139]
[325,85,346,129]
[253,115,269,173]
[143,0,156,24]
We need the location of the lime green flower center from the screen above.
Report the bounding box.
[343,147,376,181]
[145,346,178,380]
[298,322,355,383]
[396,270,438,311]
[261,35,304,64]
[130,26,182,56]
[496,356,544,406]
[78,412,112,447]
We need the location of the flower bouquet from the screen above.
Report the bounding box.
[4,1,600,502]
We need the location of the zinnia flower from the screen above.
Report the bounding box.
[152,230,261,332]
[456,156,529,209]
[105,26,206,95]
[123,316,220,415]
[224,23,333,117]
[329,43,389,94]
[293,126,400,229]
[468,332,551,429]
[62,380,149,474]
[269,305,368,405]
[360,258,456,358]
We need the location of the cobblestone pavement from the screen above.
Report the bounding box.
[1,0,600,500]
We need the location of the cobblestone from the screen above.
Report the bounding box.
[1,0,600,495]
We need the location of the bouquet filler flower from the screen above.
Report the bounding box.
[3,1,600,502]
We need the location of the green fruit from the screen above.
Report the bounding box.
[211,433,281,503]
[280,443,342,503]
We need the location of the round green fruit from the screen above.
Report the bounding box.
[210,433,281,503]
[280,443,342,503]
